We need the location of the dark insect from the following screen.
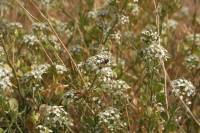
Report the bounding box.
[101,59,109,65]
[99,59,109,69]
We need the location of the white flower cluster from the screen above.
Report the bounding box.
[171,79,196,105]
[88,10,98,19]
[0,67,12,90]
[92,96,104,109]
[184,55,200,69]
[62,89,80,105]
[152,95,165,113]
[84,50,112,71]
[142,43,170,61]
[36,125,53,133]
[32,22,49,32]
[55,64,68,74]
[141,27,159,44]
[111,31,121,44]
[65,28,73,38]
[42,105,74,129]
[98,107,126,132]
[119,15,129,25]
[97,67,116,81]
[7,22,23,31]
[22,34,39,46]
[101,79,130,99]
[25,64,50,81]
[127,0,139,16]
[81,49,130,99]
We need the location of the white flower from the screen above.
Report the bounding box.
[32,22,49,32]
[98,107,126,131]
[62,89,80,105]
[24,64,50,80]
[41,105,74,129]
[0,67,12,90]
[7,22,23,30]
[131,4,139,16]
[22,34,39,46]
[97,67,116,81]
[111,31,121,44]
[36,125,53,133]
[141,27,159,44]
[184,55,200,69]
[119,15,129,25]
[128,1,139,16]
[142,43,170,61]
[55,64,68,74]
[171,79,196,105]
[84,50,112,71]
[88,10,98,19]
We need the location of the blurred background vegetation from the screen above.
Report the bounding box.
[0,0,200,132]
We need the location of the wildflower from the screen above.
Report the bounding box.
[22,34,39,46]
[36,125,53,133]
[7,22,23,31]
[32,22,49,32]
[88,10,98,19]
[0,66,12,90]
[40,105,74,129]
[119,15,129,25]
[184,55,200,69]
[55,64,68,74]
[111,31,121,44]
[152,95,165,113]
[62,89,80,105]
[141,26,159,45]
[24,64,50,81]
[65,28,73,38]
[142,43,170,61]
[101,79,130,98]
[71,45,82,54]
[171,79,196,105]
[97,67,117,82]
[128,0,140,16]
[92,96,104,109]
[98,107,126,132]
[84,50,112,71]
